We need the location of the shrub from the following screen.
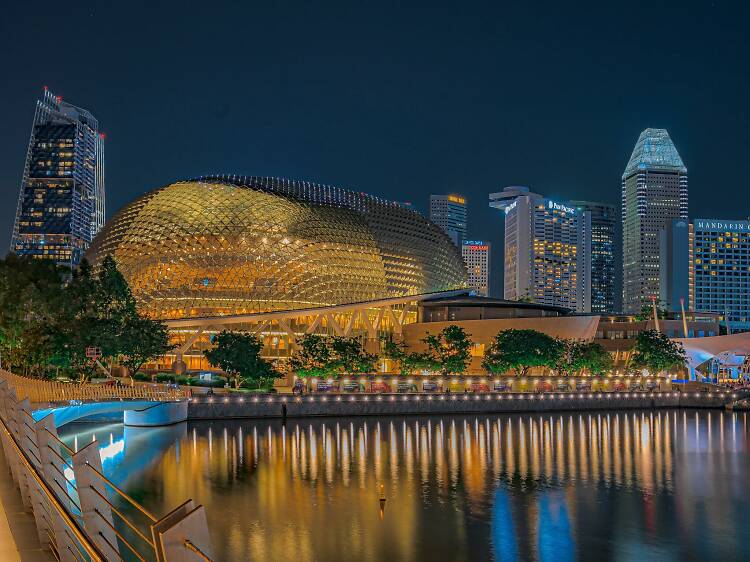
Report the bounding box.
[133,372,151,382]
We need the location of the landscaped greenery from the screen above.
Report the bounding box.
[421,325,473,375]
[203,330,281,389]
[630,329,686,375]
[0,254,172,380]
[482,329,562,376]
[289,334,377,379]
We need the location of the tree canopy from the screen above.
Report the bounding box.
[203,330,280,389]
[560,340,613,375]
[381,338,435,375]
[289,334,376,378]
[630,329,686,374]
[422,325,472,375]
[482,329,563,376]
[0,254,172,380]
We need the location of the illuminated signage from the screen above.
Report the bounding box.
[447,195,465,204]
[463,240,484,245]
[695,219,750,232]
[504,201,517,214]
[547,200,575,214]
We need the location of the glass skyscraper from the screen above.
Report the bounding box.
[11,89,105,267]
[570,200,616,313]
[693,219,750,332]
[621,128,687,314]
[429,194,467,246]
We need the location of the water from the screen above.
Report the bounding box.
[59,410,750,561]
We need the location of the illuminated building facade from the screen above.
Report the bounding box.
[570,200,616,313]
[490,187,591,312]
[693,219,750,332]
[461,240,491,296]
[86,176,468,370]
[622,128,687,313]
[11,89,105,267]
[429,194,467,246]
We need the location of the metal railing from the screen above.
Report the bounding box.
[0,371,213,561]
[1,369,185,404]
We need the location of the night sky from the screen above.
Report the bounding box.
[2,1,749,296]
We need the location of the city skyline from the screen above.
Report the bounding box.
[2,2,750,298]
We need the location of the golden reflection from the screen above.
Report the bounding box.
[116,411,750,562]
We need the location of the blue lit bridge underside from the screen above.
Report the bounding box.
[32,400,188,428]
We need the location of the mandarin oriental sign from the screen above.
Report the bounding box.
[695,219,750,232]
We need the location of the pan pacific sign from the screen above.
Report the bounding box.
[694,219,750,232]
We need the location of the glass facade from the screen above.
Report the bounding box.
[693,219,750,332]
[622,128,687,313]
[429,194,467,246]
[11,89,105,267]
[86,176,468,319]
[571,201,616,313]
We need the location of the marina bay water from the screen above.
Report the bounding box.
[59,411,750,561]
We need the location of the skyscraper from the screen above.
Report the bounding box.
[693,219,750,332]
[461,240,491,296]
[429,194,467,246]
[621,128,687,314]
[659,219,691,313]
[490,186,591,312]
[11,89,105,267]
[570,200,617,313]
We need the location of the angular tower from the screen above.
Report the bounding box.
[621,128,687,314]
[11,88,105,267]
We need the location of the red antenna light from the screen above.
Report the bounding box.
[43,85,48,91]
[55,96,62,102]
[100,133,106,140]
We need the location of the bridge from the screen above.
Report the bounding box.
[0,369,213,561]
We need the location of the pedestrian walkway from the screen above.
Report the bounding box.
[0,445,51,561]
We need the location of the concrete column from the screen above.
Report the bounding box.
[71,440,120,560]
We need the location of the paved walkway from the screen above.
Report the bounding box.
[0,445,52,561]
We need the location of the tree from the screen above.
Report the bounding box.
[635,302,667,322]
[203,330,280,389]
[422,325,472,375]
[630,329,686,375]
[329,336,377,375]
[381,337,435,375]
[482,329,563,376]
[288,334,334,379]
[566,340,613,375]
[119,316,173,377]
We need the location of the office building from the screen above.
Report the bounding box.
[621,128,687,313]
[429,194,467,245]
[489,186,591,312]
[461,240,491,296]
[11,89,105,267]
[570,200,616,313]
[693,219,750,332]
[659,219,691,313]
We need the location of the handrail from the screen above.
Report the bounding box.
[85,462,159,522]
[89,486,156,549]
[184,540,212,561]
[0,416,105,561]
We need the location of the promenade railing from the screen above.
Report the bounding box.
[0,370,212,561]
[0,369,185,404]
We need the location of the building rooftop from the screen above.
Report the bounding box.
[623,128,687,178]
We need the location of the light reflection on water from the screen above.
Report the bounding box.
[60,411,750,561]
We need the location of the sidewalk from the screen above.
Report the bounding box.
[0,445,52,561]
